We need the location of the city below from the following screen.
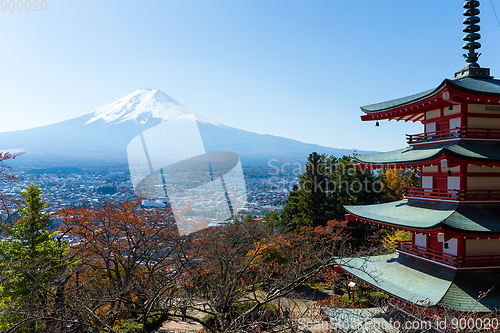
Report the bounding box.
[0,164,296,221]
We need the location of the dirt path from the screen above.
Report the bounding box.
[156,318,203,333]
[155,288,335,332]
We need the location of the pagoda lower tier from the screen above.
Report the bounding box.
[345,200,500,269]
[340,199,500,312]
[337,253,500,312]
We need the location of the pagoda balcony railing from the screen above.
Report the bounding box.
[459,255,500,267]
[396,241,500,268]
[406,126,500,144]
[396,241,500,267]
[403,187,500,201]
[396,240,458,267]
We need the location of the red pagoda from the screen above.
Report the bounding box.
[339,1,500,314]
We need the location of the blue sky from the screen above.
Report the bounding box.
[1,0,500,151]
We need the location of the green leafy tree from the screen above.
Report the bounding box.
[273,184,300,230]
[327,155,382,217]
[296,152,334,228]
[0,182,67,331]
[274,153,384,232]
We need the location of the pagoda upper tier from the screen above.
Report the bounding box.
[362,77,500,148]
[355,75,500,204]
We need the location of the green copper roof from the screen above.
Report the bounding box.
[345,200,456,230]
[443,204,500,232]
[355,145,446,165]
[361,77,500,113]
[440,270,500,312]
[337,254,455,306]
[345,200,500,233]
[448,142,500,160]
[355,142,500,165]
[450,77,500,95]
[360,87,439,113]
[338,254,500,312]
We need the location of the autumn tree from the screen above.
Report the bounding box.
[381,230,412,253]
[0,151,23,226]
[57,199,182,332]
[0,151,22,183]
[379,168,419,202]
[163,218,369,333]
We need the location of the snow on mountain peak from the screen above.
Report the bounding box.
[85,89,217,126]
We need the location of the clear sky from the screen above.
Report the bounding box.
[1,0,500,152]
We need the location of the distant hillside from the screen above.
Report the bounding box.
[0,89,376,169]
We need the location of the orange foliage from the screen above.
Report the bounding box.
[57,199,179,321]
[0,151,22,182]
[246,235,292,266]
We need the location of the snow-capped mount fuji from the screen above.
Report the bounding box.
[85,89,218,126]
[0,89,373,168]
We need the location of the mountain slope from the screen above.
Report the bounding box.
[0,89,374,168]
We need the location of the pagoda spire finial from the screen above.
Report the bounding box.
[454,1,492,79]
[462,1,482,68]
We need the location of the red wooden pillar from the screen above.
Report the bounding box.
[457,235,467,263]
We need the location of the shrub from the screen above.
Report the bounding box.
[202,302,279,327]
[112,319,142,333]
[109,314,167,333]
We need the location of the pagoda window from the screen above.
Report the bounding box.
[443,238,458,256]
[447,176,460,191]
[449,117,461,129]
[449,118,461,138]
[421,176,433,189]
[425,122,436,134]
[449,118,461,139]
[414,233,427,248]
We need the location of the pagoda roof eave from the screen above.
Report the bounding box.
[360,77,500,118]
[448,76,500,96]
[337,254,500,312]
[336,253,456,307]
[345,200,500,233]
[361,81,446,114]
[354,141,500,168]
[345,199,454,231]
